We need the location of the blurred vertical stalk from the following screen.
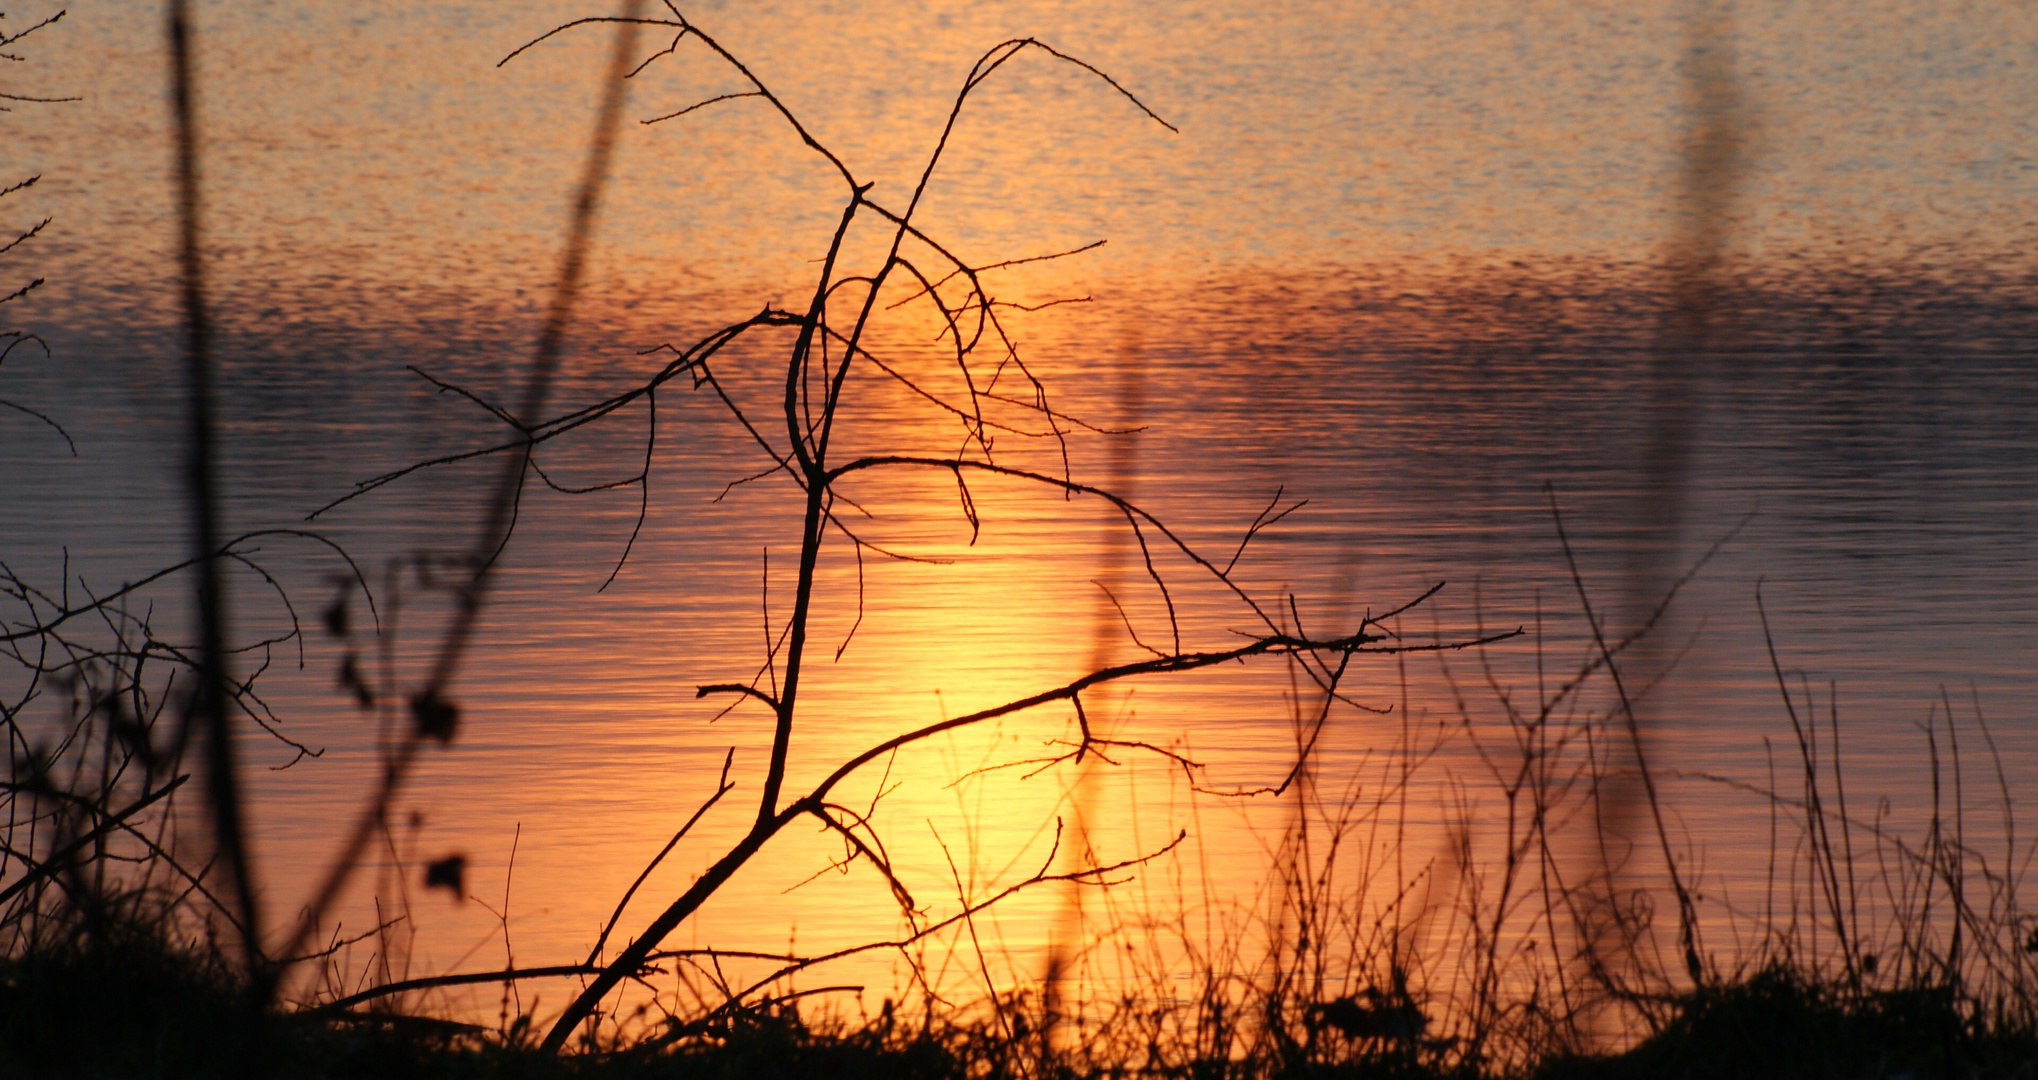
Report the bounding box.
[1636,0,1746,581]
[1598,0,1747,993]
[169,0,263,971]
[269,0,644,996]
[1042,328,1144,1049]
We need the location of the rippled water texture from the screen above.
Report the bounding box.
[4,0,2035,1019]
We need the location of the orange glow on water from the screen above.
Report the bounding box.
[5,0,2037,1039]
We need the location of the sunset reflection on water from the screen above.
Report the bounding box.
[3,0,2035,1031]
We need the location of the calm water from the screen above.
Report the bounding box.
[5,0,2036,1015]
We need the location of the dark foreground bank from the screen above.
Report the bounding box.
[6,933,2037,1080]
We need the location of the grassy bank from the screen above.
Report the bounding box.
[7,932,2037,1078]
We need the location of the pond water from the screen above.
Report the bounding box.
[4,0,2035,1025]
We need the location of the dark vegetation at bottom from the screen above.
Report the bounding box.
[7,931,2036,1079]
[1533,970,2038,1080]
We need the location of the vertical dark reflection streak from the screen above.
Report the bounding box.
[268,0,646,997]
[1595,0,1749,993]
[168,0,262,975]
[1043,328,1143,1046]
[1640,0,1746,582]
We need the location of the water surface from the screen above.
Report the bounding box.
[4,0,2035,1018]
